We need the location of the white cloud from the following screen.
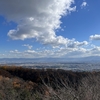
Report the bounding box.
[81,2,87,9]
[0,54,5,57]
[0,0,76,47]
[5,43,100,58]
[10,50,20,54]
[90,34,100,40]
[7,46,86,58]
[87,45,100,56]
[64,48,87,58]
[68,40,88,48]
[23,44,33,49]
[1,0,96,58]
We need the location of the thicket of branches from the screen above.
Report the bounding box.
[0,66,100,100]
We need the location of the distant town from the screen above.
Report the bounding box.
[0,58,100,71]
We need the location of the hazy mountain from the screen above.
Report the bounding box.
[0,56,100,64]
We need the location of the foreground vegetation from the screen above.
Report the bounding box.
[0,66,100,100]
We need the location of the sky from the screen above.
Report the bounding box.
[0,0,100,58]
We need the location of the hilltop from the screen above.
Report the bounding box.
[0,66,100,100]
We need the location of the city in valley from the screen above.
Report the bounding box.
[0,58,100,71]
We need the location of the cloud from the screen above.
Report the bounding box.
[10,50,20,54]
[88,46,100,56]
[8,45,89,58]
[23,44,33,49]
[6,40,100,58]
[68,40,88,48]
[81,2,87,9]
[0,54,5,58]
[0,0,76,47]
[90,34,100,40]
[64,48,88,58]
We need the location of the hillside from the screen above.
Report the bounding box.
[0,66,100,100]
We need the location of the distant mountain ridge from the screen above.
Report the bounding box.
[0,56,100,64]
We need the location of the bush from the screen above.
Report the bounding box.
[0,66,100,100]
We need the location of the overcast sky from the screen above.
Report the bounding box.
[0,0,100,58]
